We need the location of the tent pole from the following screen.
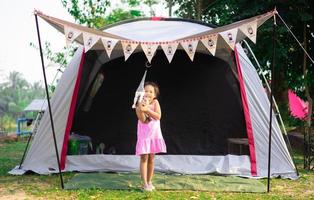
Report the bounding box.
[267,12,277,193]
[34,13,64,189]
[18,132,33,169]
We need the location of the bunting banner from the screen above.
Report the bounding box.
[121,42,138,61]
[239,21,258,44]
[64,26,81,47]
[83,33,100,52]
[200,34,218,56]
[219,28,238,50]
[180,40,199,61]
[141,43,159,63]
[36,9,277,64]
[160,42,179,63]
[101,37,119,58]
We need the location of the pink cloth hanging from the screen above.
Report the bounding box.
[288,89,308,120]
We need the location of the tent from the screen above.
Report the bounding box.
[11,10,297,179]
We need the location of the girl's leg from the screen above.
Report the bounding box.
[147,153,155,185]
[140,154,149,186]
[136,106,146,123]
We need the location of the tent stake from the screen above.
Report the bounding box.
[267,12,277,193]
[34,12,64,189]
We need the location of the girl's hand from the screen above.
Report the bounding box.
[140,103,149,112]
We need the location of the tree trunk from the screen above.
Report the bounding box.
[168,0,172,17]
[196,0,202,20]
[303,22,312,127]
[302,22,312,169]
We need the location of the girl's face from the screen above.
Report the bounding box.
[144,85,156,103]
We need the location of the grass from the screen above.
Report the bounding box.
[0,140,314,199]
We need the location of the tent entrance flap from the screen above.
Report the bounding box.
[71,50,248,156]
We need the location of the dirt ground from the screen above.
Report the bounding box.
[0,188,34,200]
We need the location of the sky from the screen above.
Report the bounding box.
[0,0,73,84]
[0,0,170,84]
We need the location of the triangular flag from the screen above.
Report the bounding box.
[83,33,100,52]
[101,37,119,58]
[131,70,147,108]
[141,43,159,63]
[64,26,81,46]
[180,40,199,61]
[180,40,198,61]
[121,41,138,61]
[201,34,218,56]
[160,42,179,63]
[219,28,238,50]
[239,21,258,43]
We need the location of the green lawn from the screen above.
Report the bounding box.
[0,140,313,199]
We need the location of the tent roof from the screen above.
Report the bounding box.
[24,99,47,112]
[103,19,213,42]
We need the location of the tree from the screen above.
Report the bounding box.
[61,0,146,28]
[0,71,45,131]
[173,0,218,21]
[143,0,160,17]
[61,0,111,28]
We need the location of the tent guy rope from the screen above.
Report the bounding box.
[276,12,314,65]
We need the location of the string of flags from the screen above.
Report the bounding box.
[36,9,276,64]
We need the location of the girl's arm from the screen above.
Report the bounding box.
[146,100,161,120]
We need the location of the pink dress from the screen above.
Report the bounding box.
[135,103,167,155]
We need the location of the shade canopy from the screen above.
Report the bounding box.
[24,99,47,112]
[35,10,276,63]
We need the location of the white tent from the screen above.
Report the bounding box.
[11,10,297,179]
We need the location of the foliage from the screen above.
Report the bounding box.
[0,72,45,131]
[61,0,111,28]
[104,8,141,26]
[143,0,160,16]
[173,0,217,21]
[30,41,76,70]
[60,0,149,28]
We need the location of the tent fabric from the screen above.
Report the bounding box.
[18,48,85,173]
[235,46,296,178]
[234,46,257,176]
[64,155,251,175]
[104,20,212,42]
[60,50,86,169]
[10,15,297,179]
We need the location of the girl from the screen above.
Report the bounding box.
[135,82,167,192]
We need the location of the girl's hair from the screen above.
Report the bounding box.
[144,81,160,99]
